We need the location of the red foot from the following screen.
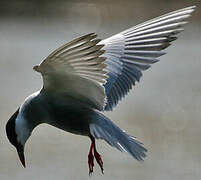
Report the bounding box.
[88,152,94,176]
[94,150,104,174]
[88,135,104,175]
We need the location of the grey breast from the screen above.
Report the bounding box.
[40,92,97,136]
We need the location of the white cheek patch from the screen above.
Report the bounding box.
[15,112,30,145]
[15,91,40,145]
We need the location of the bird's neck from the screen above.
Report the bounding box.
[15,91,44,145]
[15,111,31,146]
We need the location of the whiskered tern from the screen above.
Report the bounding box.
[6,6,195,175]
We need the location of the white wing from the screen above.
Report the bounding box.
[100,6,195,111]
[34,33,108,111]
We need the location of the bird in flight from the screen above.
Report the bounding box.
[6,6,195,175]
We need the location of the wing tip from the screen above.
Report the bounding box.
[185,5,196,10]
[33,65,41,73]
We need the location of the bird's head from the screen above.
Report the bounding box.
[6,108,30,168]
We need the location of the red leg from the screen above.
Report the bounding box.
[94,147,104,174]
[88,137,94,176]
[88,136,104,175]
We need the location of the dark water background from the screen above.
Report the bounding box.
[0,0,200,179]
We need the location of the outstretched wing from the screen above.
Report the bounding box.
[100,6,195,111]
[34,33,108,111]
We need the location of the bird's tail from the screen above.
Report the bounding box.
[90,112,147,161]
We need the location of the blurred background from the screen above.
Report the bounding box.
[0,0,200,179]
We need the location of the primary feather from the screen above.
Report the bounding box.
[100,6,195,111]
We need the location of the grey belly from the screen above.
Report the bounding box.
[44,100,97,136]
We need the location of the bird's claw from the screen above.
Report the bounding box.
[88,136,104,175]
[94,151,104,174]
[88,152,94,176]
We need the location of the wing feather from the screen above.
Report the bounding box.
[101,6,195,111]
[34,6,195,112]
[34,33,108,111]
